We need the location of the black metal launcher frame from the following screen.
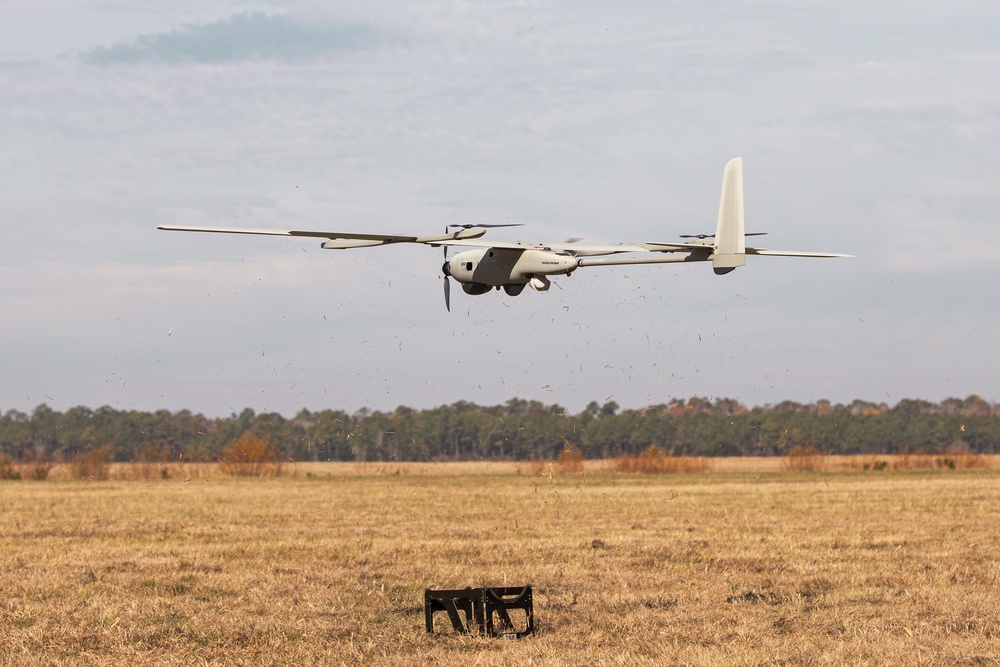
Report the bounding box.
[424,585,534,638]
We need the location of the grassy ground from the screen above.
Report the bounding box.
[2,464,999,665]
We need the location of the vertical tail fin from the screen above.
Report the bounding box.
[712,157,746,275]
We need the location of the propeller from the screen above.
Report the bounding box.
[441,232,452,311]
[443,270,451,312]
[446,223,524,230]
[679,232,767,239]
[441,261,453,312]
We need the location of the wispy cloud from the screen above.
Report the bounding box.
[80,11,383,65]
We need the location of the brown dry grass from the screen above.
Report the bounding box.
[28,454,994,481]
[0,453,20,480]
[615,446,714,474]
[782,444,826,472]
[218,433,283,478]
[69,448,111,480]
[554,444,585,475]
[2,464,999,665]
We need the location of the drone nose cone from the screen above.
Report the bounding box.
[442,261,452,277]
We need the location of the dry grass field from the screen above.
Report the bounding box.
[2,461,999,665]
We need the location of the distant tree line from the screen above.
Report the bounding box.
[1,396,997,464]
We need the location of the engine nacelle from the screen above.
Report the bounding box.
[461,282,491,296]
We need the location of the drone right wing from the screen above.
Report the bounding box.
[156,225,487,249]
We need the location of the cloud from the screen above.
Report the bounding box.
[79,11,383,65]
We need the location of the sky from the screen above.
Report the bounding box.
[2,1,999,418]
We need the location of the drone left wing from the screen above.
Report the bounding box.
[156,225,486,249]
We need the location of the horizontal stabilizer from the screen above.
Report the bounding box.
[748,249,854,258]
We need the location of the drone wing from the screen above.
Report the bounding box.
[156,225,486,249]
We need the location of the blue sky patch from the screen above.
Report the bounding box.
[81,12,381,64]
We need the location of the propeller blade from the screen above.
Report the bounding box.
[446,223,524,230]
[679,232,767,239]
[441,259,452,311]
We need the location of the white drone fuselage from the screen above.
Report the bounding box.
[445,248,576,293]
